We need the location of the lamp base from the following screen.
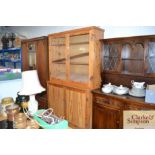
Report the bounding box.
[28,95,38,115]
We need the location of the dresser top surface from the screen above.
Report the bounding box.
[92,89,155,107]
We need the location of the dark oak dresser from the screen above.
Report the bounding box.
[92,89,155,129]
[92,35,155,129]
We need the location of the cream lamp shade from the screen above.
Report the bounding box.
[19,70,45,95]
[19,70,45,115]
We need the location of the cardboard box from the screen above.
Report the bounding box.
[145,89,155,104]
[147,84,155,90]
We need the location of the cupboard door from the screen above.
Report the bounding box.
[66,88,88,128]
[121,42,144,75]
[49,37,66,80]
[21,42,29,71]
[93,104,121,129]
[48,84,65,118]
[103,43,121,72]
[36,39,48,88]
[69,34,89,83]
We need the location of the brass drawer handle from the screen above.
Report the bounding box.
[95,98,110,105]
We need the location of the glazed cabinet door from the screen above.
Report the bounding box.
[65,88,90,128]
[21,41,37,71]
[69,34,89,83]
[48,84,65,118]
[93,104,121,129]
[146,40,155,76]
[49,36,67,81]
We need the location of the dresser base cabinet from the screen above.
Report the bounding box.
[48,83,92,128]
[93,93,123,129]
[92,89,155,129]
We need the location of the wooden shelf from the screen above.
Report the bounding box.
[104,57,144,60]
[53,62,88,65]
[70,52,89,60]
[70,73,88,83]
[52,57,66,63]
[70,41,89,46]
[52,52,89,63]
[52,73,66,80]
[121,71,144,76]
[50,44,65,46]
[70,63,88,65]
[122,58,144,61]
[104,56,119,58]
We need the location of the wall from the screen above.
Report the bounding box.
[7,26,155,39]
[0,79,22,101]
[1,26,155,101]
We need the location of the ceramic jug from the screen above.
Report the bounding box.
[131,80,145,89]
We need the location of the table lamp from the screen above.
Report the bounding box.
[19,70,45,115]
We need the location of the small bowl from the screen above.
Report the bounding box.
[102,83,114,94]
[113,85,129,95]
[102,87,113,94]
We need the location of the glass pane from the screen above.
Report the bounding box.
[28,43,36,70]
[134,43,144,59]
[70,34,89,83]
[147,42,155,73]
[70,65,89,83]
[70,34,89,56]
[121,43,144,75]
[50,37,66,80]
[122,60,144,75]
[70,34,89,44]
[51,63,66,80]
[121,44,131,59]
[103,44,119,71]
[51,38,65,61]
[122,43,144,59]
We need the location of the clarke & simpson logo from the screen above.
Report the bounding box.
[123,111,155,129]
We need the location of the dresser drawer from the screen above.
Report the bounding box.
[125,103,155,110]
[94,95,124,109]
